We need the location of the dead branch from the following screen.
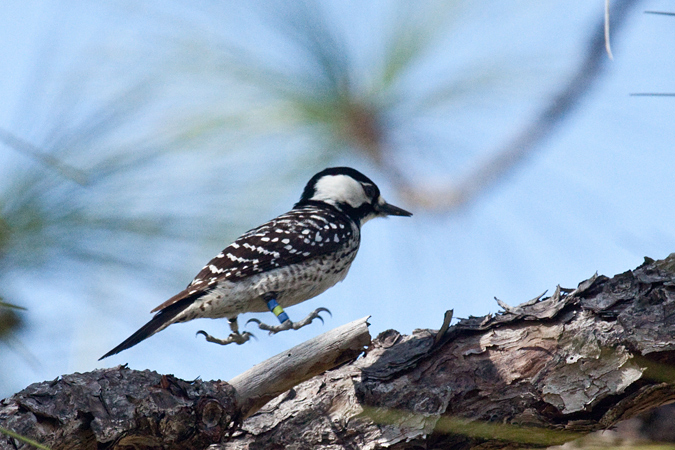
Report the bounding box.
[230,316,371,419]
[0,317,371,450]
[218,255,675,449]
[3,255,675,449]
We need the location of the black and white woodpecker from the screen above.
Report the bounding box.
[100,167,412,360]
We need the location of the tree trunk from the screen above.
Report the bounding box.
[3,255,675,449]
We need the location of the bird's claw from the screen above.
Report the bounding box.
[196,330,254,345]
[246,307,332,335]
[310,307,331,325]
[316,307,332,317]
[246,318,262,327]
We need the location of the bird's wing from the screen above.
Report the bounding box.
[151,206,355,313]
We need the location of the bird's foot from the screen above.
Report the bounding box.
[196,330,254,346]
[247,307,331,334]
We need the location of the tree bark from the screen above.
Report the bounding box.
[230,316,371,419]
[3,255,675,449]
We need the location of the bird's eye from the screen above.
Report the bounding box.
[362,184,377,199]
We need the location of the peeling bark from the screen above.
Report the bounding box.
[220,255,675,449]
[3,255,675,449]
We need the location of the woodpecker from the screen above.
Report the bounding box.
[100,167,411,360]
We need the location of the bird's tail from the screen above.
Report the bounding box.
[99,294,199,360]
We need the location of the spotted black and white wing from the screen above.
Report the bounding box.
[151,204,356,312]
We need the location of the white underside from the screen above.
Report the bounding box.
[174,237,359,323]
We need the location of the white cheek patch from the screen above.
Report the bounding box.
[310,175,370,208]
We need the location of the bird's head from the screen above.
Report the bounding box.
[296,167,412,226]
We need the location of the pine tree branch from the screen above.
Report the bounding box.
[3,255,675,449]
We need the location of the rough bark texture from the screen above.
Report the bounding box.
[3,255,675,449]
[0,368,237,449]
[219,255,675,449]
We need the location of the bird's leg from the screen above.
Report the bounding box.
[197,316,254,345]
[247,293,331,334]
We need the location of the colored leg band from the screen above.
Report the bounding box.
[266,298,289,323]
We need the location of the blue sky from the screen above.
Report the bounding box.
[1,1,674,399]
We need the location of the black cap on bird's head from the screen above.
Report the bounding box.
[296,167,412,226]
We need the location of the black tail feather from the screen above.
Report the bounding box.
[99,294,199,360]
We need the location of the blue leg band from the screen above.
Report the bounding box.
[266,298,289,323]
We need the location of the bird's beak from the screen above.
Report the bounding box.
[377,200,412,217]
